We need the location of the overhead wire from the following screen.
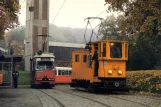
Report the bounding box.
[88,19,103,43]
[51,0,67,24]
[73,7,108,37]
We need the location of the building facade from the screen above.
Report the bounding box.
[25,0,49,71]
[49,42,85,67]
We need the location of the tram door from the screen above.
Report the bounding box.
[0,62,12,86]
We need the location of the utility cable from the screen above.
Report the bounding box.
[73,7,108,37]
[51,0,67,24]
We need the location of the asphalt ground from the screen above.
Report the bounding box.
[0,85,161,107]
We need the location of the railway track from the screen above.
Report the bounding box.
[108,95,152,107]
[53,89,112,107]
[33,86,161,107]
[35,89,65,107]
[55,87,156,107]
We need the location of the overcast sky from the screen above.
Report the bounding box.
[19,0,112,28]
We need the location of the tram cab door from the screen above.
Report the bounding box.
[91,44,99,77]
[87,52,92,68]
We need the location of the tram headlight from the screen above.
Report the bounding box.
[118,70,123,75]
[110,43,115,47]
[108,70,112,75]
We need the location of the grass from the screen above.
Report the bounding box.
[18,71,30,85]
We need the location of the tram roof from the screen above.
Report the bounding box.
[91,40,128,43]
[55,67,72,70]
[49,42,85,48]
[34,53,55,58]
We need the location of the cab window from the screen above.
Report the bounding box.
[75,55,79,62]
[103,43,106,57]
[83,55,87,62]
[110,42,122,58]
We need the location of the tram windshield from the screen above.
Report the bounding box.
[36,61,54,71]
[110,42,122,58]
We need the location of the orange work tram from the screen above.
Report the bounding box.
[70,40,128,92]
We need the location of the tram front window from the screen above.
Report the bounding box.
[36,61,53,71]
[110,43,122,58]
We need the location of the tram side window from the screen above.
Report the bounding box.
[62,70,65,75]
[83,55,87,62]
[58,70,61,76]
[110,43,122,58]
[69,70,72,76]
[65,70,68,76]
[75,55,79,62]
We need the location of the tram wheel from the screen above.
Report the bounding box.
[87,85,96,93]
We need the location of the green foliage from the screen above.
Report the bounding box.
[0,0,20,39]
[105,0,161,35]
[127,70,161,94]
[4,26,25,55]
[103,0,161,70]
[127,32,161,70]
[99,14,123,40]
[5,26,25,42]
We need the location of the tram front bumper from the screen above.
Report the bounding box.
[35,78,55,85]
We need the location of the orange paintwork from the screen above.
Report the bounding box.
[0,74,2,84]
[55,76,71,83]
[72,40,128,83]
[98,61,126,78]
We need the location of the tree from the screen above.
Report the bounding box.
[104,0,161,70]
[5,26,25,55]
[0,0,20,39]
[99,14,126,40]
[104,0,161,35]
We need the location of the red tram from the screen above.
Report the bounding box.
[55,67,72,84]
[30,53,55,88]
[0,74,2,85]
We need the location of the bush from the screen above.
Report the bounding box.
[127,70,161,94]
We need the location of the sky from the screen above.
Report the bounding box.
[19,0,112,28]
